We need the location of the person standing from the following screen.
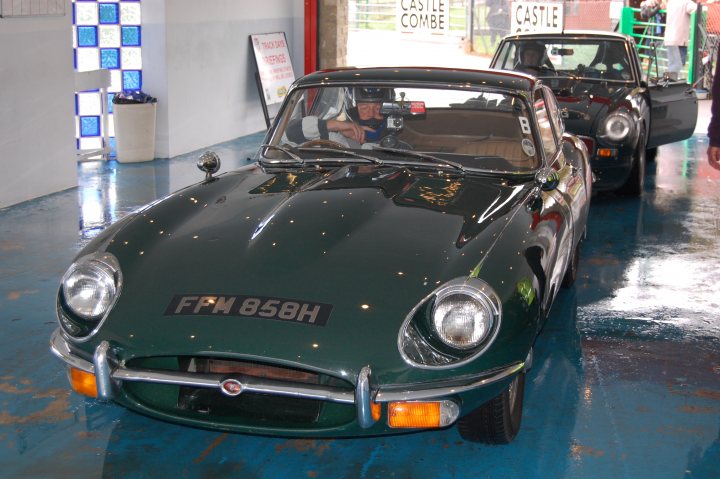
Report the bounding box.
[486,0,509,45]
[663,0,698,77]
[707,56,720,170]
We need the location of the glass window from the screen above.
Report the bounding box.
[494,38,634,82]
[266,85,541,173]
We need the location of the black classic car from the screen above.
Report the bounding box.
[51,67,591,443]
[491,30,698,196]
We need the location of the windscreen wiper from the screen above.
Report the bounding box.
[297,147,384,165]
[371,146,465,175]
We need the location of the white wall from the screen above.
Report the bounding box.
[0,1,303,207]
[143,0,304,159]
[0,2,77,209]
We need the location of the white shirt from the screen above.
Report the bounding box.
[664,0,698,46]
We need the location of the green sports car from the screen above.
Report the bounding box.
[51,67,591,443]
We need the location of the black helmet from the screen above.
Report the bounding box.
[353,87,393,103]
[519,41,546,54]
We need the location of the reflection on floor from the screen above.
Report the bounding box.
[0,131,718,478]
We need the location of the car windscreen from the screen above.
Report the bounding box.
[494,38,634,83]
[265,85,541,173]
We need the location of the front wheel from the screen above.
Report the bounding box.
[457,371,526,444]
[618,131,646,197]
[646,147,658,162]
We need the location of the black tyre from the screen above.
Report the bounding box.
[562,241,580,288]
[646,147,658,162]
[618,132,646,197]
[457,371,526,444]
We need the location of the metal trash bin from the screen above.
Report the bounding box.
[112,91,157,163]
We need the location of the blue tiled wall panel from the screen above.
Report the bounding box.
[100,48,120,69]
[99,3,119,24]
[80,116,101,137]
[121,26,141,46]
[77,26,98,47]
[73,0,142,156]
[122,70,141,90]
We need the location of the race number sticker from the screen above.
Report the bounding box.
[521,139,537,157]
[518,117,532,134]
[165,294,333,326]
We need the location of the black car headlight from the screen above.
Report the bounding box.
[600,109,635,143]
[58,252,122,338]
[399,277,501,368]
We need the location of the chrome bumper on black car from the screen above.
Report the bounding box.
[50,328,526,429]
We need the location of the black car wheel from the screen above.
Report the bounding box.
[561,241,580,288]
[646,147,658,162]
[457,371,526,444]
[618,131,646,197]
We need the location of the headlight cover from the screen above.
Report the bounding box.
[399,277,501,369]
[600,109,635,143]
[59,252,122,339]
[432,286,495,349]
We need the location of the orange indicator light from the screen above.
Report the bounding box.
[371,401,381,421]
[388,401,442,428]
[70,367,98,398]
[597,148,616,158]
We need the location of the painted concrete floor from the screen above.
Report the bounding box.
[0,128,719,478]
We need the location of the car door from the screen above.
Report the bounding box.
[646,79,698,148]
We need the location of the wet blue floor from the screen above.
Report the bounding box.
[0,130,718,478]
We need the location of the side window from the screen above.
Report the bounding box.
[533,88,558,158]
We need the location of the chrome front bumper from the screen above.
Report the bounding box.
[50,328,526,429]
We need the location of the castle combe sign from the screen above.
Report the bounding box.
[397,0,449,35]
[511,2,564,33]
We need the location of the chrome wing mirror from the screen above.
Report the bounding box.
[197,151,221,181]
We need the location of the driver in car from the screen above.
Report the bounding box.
[284,87,392,146]
[515,41,550,74]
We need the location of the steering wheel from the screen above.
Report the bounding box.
[299,139,348,149]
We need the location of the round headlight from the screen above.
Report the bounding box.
[432,287,497,350]
[62,253,120,320]
[602,110,634,142]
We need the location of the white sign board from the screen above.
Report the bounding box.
[397,0,449,35]
[249,32,295,106]
[511,2,564,33]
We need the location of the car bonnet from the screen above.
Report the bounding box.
[90,163,534,379]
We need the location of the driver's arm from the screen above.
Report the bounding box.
[327,119,371,144]
[285,116,370,144]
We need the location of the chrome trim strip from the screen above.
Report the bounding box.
[113,369,224,389]
[49,329,94,373]
[374,361,525,403]
[114,369,356,404]
[50,329,522,420]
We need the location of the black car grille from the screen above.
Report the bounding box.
[177,357,324,423]
[123,356,356,429]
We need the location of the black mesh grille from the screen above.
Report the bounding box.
[123,356,355,428]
